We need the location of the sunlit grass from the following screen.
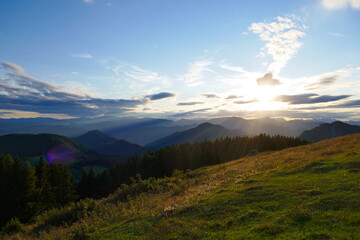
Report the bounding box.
[3,134,360,239]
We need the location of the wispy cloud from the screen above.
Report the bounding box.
[180,60,213,87]
[169,108,211,118]
[145,92,176,101]
[226,95,243,100]
[83,0,94,3]
[274,93,351,104]
[70,53,93,59]
[0,61,150,117]
[112,62,169,84]
[327,32,345,37]
[249,16,306,74]
[177,102,204,106]
[234,99,259,104]
[201,93,220,98]
[304,68,352,90]
[322,0,360,10]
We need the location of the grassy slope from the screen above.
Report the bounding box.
[5,134,360,239]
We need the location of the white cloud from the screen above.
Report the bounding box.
[181,60,213,85]
[249,16,306,74]
[112,63,168,84]
[322,0,360,9]
[83,0,94,3]
[327,32,345,37]
[70,53,93,59]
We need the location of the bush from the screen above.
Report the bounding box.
[37,198,100,229]
[111,174,168,202]
[2,217,24,234]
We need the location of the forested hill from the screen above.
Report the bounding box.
[146,122,243,149]
[79,134,309,198]
[2,134,359,239]
[0,133,103,163]
[300,121,360,142]
[74,130,148,157]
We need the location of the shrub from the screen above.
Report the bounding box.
[111,174,168,203]
[2,217,24,234]
[37,198,100,229]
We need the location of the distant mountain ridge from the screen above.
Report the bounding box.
[146,122,243,149]
[0,133,102,164]
[0,116,337,144]
[209,117,322,137]
[300,121,360,142]
[74,130,148,157]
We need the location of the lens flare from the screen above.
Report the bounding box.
[46,144,75,164]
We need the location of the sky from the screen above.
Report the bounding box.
[0,0,360,120]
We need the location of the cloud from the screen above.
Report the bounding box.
[327,32,345,37]
[177,102,204,106]
[83,0,94,3]
[0,61,148,117]
[249,16,306,74]
[112,62,168,84]
[336,99,360,107]
[256,72,281,86]
[145,92,176,101]
[274,93,351,104]
[304,68,352,90]
[70,53,93,59]
[169,108,211,118]
[322,0,360,9]
[226,95,243,100]
[305,75,338,90]
[179,60,213,87]
[201,93,220,98]
[234,99,259,104]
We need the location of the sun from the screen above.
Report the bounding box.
[255,86,278,102]
[240,85,285,111]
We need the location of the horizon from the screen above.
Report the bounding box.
[1,0,360,121]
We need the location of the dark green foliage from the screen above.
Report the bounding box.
[79,134,309,199]
[0,154,77,229]
[37,198,99,228]
[1,217,24,234]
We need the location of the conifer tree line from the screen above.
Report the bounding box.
[78,134,309,198]
[0,134,308,228]
[0,155,77,228]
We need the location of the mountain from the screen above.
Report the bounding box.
[0,117,198,145]
[209,117,322,137]
[12,134,360,239]
[147,122,243,149]
[300,121,360,142]
[0,133,103,164]
[0,116,323,144]
[74,130,118,149]
[74,130,148,157]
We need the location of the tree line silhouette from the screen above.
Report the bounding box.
[0,155,77,228]
[78,134,309,198]
[0,134,308,228]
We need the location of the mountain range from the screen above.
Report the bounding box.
[74,130,148,157]
[147,122,243,149]
[300,121,360,142]
[0,116,332,145]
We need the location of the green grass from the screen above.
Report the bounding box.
[3,134,360,239]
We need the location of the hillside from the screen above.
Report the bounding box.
[300,121,360,142]
[0,133,102,163]
[0,133,119,179]
[4,134,360,239]
[74,130,148,157]
[147,122,243,149]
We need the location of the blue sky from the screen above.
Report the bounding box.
[0,0,360,120]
